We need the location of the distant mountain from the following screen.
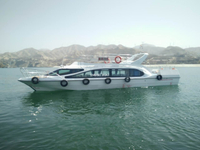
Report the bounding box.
[185,47,200,56]
[0,44,199,68]
[134,44,165,55]
[145,46,200,64]
[162,46,186,56]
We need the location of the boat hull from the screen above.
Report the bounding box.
[19,77,180,91]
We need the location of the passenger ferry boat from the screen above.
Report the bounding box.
[18,53,180,91]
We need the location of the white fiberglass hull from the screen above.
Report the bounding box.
[18,76,180,91]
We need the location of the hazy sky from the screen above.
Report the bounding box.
[0,0,200,53]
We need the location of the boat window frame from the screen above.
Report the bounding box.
[65,68,144,78]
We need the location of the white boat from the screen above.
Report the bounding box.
[18,53,180,91]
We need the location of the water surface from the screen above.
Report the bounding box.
[0,67,200,150]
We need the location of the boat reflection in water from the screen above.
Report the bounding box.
[23,86,180,116]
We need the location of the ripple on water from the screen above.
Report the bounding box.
[1,68,200,149]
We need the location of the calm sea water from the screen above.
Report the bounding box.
[0,67,200,150]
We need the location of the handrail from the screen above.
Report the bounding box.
[20,67,49,78]
[19,67,66,80]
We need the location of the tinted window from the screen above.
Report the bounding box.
[67,70,92,78]
[71,72,84,78]
[58,69,84,75]
[66,69,110,78]
[58,69,70,75]
[92,70,101,77]
[130,69,144,77]
[65,68,144,78]
[101,69,109,77]
[85,71,93,77]
[48,69,83,76]
[111,69,129,77]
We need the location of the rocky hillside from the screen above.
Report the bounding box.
[0,44,200,68]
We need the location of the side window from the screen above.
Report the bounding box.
[101,69,109,77]
[58,69,70,75]
[72,72,84,78]
[84,71,93,77]
[66,69,111,78]
[130,69,144,77]
[69,70,93,78]
[71,69,84,73]
[118,69,125,76]
[58,69,84,76]
[111,69,118,77]
[125,69,130,76]
[92,70,101,77]
[118,69,128,77]
[111,69,129,77]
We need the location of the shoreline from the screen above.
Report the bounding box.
[144,64,200,67]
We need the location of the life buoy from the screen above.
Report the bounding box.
[124,77,131,82]
[32,77,39,84]
[105,78,111,84]
[104,58,110,64]
[157,75,162,80]
[60,80,68,87]
[115,56,122,64]
[82,78,90,85]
